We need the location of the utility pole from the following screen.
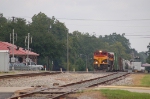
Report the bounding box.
[9,16,17,70]
[67,29,69,72]
[10,29,17,70]
[27,33,29,61]
[12,29,14,59]
[25,33,32,65]
[86,55,88,70]
[12,29,15,70]
[12,16,15,59]
[52,61,53,71]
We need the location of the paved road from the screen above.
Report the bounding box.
[0,93,13,99]
[0,87,31,99]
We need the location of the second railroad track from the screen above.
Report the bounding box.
[8,72,130,99]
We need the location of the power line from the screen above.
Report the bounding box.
[4,16,150,21]
[86,34,150,38]
[57,18,150,21]
[125,35,150,36]
[64,24,150,27]
[142,37,150,38]
[3,16,150,38]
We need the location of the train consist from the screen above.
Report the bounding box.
[93,50,131,71]
[93,50,114,71]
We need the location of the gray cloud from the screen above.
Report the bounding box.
[0,0,150,52]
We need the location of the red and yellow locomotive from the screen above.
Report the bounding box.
[93,50,114,70]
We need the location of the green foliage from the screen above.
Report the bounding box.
[0,12,136,71]
[145,67,150,71]
[141,74,150,87]
[139,52,148,63]
[100,89,150,99]
[0,16,10,41]
[102,33,131,53]
[75,58,86,71]
[146,43,150,63]
[146,55,150,64]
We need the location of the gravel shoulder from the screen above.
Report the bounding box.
[0,72,109,87]
[95,73,150,94]
[0,72,109,99]
[109,73,147,86]
[0,72,149,99]
[67,73,150,99]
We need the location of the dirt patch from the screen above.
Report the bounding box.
[110,73,147,86]
[66,89,107,99]
[129,74,145,86]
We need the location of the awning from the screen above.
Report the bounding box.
[142,63,150,67]
[0,41,39,56]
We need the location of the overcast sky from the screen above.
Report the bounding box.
[0,0,150,52]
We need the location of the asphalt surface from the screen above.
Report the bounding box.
[0,87,31,99]
[0,92,13,99]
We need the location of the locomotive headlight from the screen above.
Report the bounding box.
[95,61,98,64]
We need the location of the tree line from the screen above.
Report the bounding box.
[0,12,148,71]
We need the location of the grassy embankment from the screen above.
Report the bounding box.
[100,89,150,99]
[100,74,150,99]
[141,74,150,87]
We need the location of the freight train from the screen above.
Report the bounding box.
[93,50,130,71]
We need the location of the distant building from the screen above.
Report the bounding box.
[0,41,39,63]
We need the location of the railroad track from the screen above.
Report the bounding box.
[8,72,130,99]
[0,71,62,79]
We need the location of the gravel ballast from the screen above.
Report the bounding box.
[0,72,109,87]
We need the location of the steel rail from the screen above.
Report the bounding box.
[49,72,129,99]
[60,72,117,87]
[8,72,129,99]
[0,71,61,79]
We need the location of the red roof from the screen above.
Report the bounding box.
[0,41,39,56]
[142,63,150,67]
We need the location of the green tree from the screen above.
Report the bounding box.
[30,12,68,70]
[139,52,147,63]
[0,12,136,71]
